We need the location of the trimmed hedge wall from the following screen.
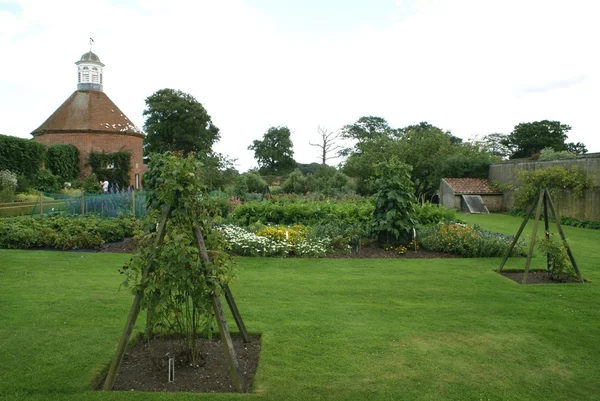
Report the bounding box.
[47,144,79,182]
[0,135,46,178]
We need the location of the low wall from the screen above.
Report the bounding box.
[489,156,600,220]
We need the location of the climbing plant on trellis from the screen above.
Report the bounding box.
[103,152,249,392]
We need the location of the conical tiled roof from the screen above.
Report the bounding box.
[31,90,143,137]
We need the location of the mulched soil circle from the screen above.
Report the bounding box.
[499,270,583,284]
[102,335,261,393]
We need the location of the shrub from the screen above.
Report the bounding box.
[418,223,526,257]
[371,158,417,246]
[537,234,577,281]
[510,209,600,230]
[306,222,363,252]
[514,166,590,209]
[281,169,309,194]
[33,169,61,193]
[79,173,103,194]
[89,150,131,190]
[538,147,577,161]
[0,215,141,250]
[233,172,268,198]
[0,134,46,178]
[46,144,79,182]
[413,203,463,226]
[0,169,18,202]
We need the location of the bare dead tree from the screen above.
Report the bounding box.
[309,126,343,164]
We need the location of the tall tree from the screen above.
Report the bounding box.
[396,122,455,200]
[309,126,342,164]
[481,133,511,159]
[248,126,296,174]
[502,120,571,159]
[143,89,220,156]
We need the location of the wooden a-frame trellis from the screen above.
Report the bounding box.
[497,188,584,284]
[102,205,250,392]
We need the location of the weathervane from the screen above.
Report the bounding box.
[89,37,94,52]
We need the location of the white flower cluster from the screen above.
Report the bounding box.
[217,225,330,258]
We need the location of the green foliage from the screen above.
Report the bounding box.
[248,126,297,175]
[199,152,239,191]
[16,174,31,193]
[371,158,417,245]
[418,223,526,257]
[281,169,309,194]
[33,169,61,192]
[514,166,590,209]
[122,152,234,365]
[229,197,374,230]
[413,203,463,227]
[143,88,220,156]
[537,234,576,281]
[233,172,267,199]
[46,144,79,182]
[538,147,577,161]
[481,133,511,159]
[88,150,131,190]
[0,215,141,250]
[502,120,572,159]
[307,165,354,196]
[0,134,46,178]
[438,143,495,179]
[79,173,102,194]
[0,169,18,202]
[509,209,600,230]
[306,222,363,251]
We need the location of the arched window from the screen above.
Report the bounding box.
[82,66,90,83]
[91,67,99,84]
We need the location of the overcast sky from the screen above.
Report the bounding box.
[1,0,598,171]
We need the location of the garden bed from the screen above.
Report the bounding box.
[499,270,584,284]
[99,334,261,393]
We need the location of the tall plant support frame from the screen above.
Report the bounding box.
[497,188,583,284]
[103,205,250,392]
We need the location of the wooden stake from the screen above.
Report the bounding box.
[212,294,245,393]
[523,189,545,284]
[543,192,550,272]
[192,224,246,392]
[81,193,85,216]
[497,201,536,273]
[103,206,172,391]
[545,189,584,283]
[39,192,43,216]
[224,285,250,343]
[132,190,136,217]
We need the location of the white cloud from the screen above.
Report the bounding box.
[1,0,599,172]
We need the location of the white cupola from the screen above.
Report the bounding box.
[75,51,105,92]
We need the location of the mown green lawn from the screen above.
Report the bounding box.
[1,213,599,401]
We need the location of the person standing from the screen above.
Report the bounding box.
[102,180,109,193]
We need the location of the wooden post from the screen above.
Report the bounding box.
[522,189,545,284]
[497,201,536,273]
[39,192,43,216]
[545,189,584,283]
[103,206,172,391]
[132,190,136,217]
[81,193,85,216]
[224,285,250,343]
[212,294,245,393]
[543,192,550,272]
[192,225,245,392]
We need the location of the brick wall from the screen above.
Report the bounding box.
[35,132,144,188]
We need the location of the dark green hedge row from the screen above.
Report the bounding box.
[0,215,142,250]
[89,151,131,190]
[509,209,600,230]
[46,144,79,181]
[0,135,46,178]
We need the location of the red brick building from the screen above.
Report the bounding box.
[32,50,144,188]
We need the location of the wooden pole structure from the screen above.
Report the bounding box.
[544,189,584,283]
[543,192,550,272]
[132,190,136,217]
[522,189,545,284]
[39,192,43,216]
[81,193,85,216]
[103,206,172,391]
[497,200,537,273]
[192,225,245,393]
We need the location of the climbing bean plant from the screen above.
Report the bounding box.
[122,152,235,366]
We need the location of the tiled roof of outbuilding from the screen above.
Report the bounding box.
[31,90,143,137]
[443,178,499,194]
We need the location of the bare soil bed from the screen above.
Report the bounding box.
[500,270,583,284]
[100,334,261,393]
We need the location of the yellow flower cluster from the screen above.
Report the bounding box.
[256,225,306,244]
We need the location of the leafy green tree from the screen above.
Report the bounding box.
[502,120,572,159]
[281,169,309,194]
[395,122,456,200]
[248,126,296,174]
[371,158,417,246]
[481,133,511,158]
[143,89,220,156]
[198,152,238,191]
[233,172,267,198]
[438,143,498,179]
[339,116,396,156]
[566,141,587,155]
